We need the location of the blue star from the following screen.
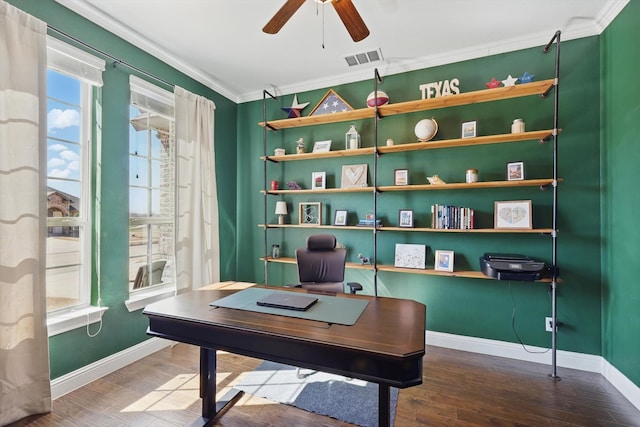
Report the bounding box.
[282,94,309,118]
[519,72,535,83]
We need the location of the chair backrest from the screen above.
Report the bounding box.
[295,234,346,293]
[133,260,167,289]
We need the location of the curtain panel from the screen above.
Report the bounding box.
[0,0,52,424]
[175,87,220,291]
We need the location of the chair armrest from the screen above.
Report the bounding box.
[346,282,363,294]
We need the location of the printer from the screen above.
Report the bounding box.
[480,253,550,281]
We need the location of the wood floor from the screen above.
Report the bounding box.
[11,343,640,427]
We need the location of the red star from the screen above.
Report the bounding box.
[485,78,501,89]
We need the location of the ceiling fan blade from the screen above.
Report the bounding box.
[331,0,370,42]
[263,0,306,34]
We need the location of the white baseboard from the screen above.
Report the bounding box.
[426,331,640,411]
[50,337,173,399]
[50,332,640,413]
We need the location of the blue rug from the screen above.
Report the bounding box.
[233,360,398,427]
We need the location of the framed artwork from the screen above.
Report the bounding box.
[309,89,354,116]
[312,140,332,153]
[461,120,477,138]
[506,161,525,181]
[334,209,348,226]
[434,250,454,272]
[299,202,322,225]
[341,164,368,188]
[311,171,326,190]
[394,168,409,186]
[394,243,426,269]
[494,200,532,229]
[398,209,414,228]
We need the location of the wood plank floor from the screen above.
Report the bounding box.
[10,343,640,427]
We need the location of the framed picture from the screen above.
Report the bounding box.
[506,161,525,181]
[394,169,409,186]
[299,202,322,225]
[494,200,532,229]
[311,171,326,190]
[312,140,332,153]
[334,209,348,226]
[398,209,414,227]
[394,243,426,269]
[434,250,454,272]
[309,89,354,116]
[461,120,477,138]
[341,164,368,188]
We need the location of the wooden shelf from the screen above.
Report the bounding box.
[259,79,555,130]
[262,186,375,195]
[261,257,374,271]
[262,147,375,162]
[260,224,554,234]
[259,224,379,231]
[378,178,559,192]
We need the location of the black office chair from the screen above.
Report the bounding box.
[295,234,362,294]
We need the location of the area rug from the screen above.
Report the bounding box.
[232,360,398,427]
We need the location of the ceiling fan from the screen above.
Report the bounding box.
[263,0,370,42]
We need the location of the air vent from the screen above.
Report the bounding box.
[344,48,383,67]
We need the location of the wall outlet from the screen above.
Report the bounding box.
[545,317,553,332]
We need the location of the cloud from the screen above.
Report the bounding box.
[49,168,71,178]
[59,149,79,162]
[49,143,67,152]
[48,158,66,168]
[48,108,79,131]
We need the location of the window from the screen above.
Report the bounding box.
[46,38,104,315]
[128,76,176,301]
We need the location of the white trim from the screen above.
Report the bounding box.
[47,36,105,86]
[50,337,173,399]
[47,305,108,337]
[427,331,640,411]
[124,287,175,312]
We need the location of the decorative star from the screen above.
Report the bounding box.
[485,78,501,89]
[501,75,519,87]
[519,71,535,83]
[281,94,310,118]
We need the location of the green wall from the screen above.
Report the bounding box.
[601,1,640,386]
[8,0,238,379]
[238,36,603,355]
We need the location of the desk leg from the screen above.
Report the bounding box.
[193,348,243,426]
[379,383,391,427]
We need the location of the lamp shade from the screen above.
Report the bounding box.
[275,201,288,215]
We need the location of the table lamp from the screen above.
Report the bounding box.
[275,201,288,225]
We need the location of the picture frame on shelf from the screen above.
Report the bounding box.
[341,164,368,188]
[506,160,525,181]
[434,250,454,272]
[461,120,477,138]
[394,243,426,269]
[494,200,532,229]
[299,202,322,225]
[312,140,332,153]
[398,209,414,228]
[334,209,348,226]
[311,171,326,190]
[394,168,409,186]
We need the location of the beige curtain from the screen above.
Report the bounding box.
[0,1,52,424]
[175,87,220,291]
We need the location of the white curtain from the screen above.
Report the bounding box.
[175,87,220,291]
[0,1,52,424]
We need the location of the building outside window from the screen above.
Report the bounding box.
[128,76,176,295]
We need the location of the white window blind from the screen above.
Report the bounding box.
[47,36,105,87]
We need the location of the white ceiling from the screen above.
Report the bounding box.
[55,0,627,103]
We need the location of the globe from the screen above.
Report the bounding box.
[414,118,438,141]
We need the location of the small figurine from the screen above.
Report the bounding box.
[287,181,302,190]
[296,137,305,154]
[358,253,371,265]
[427,175,446,185]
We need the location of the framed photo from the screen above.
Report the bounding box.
[394,169,409,186]
[311,171,326,190]
[299,202,322,225]
[398,209,414,228]
[312,140,332,153]
[494,200,532,229]
[341,164,368,188]
[506,161,525,181]
[461,120,477,138]
[394,244,426,269]
[434,250,454,272]
[334,209,348,226]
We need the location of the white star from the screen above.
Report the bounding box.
[290,94,309,110]
[501,75,518,87]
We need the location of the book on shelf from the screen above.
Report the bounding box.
[431,204,474,229]
[357,219,382,227]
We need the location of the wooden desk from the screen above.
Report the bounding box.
[143,282,426,426]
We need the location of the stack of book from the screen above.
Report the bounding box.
[431,204,475,229]
[357,218,382,227]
